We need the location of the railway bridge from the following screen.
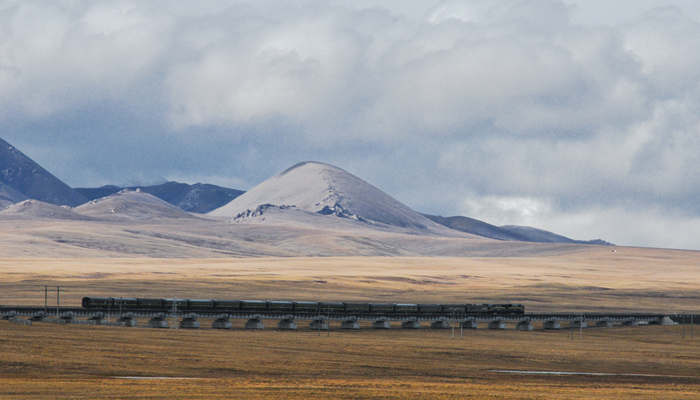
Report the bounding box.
[0,305,690,331]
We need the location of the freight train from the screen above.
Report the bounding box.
[82,297,524,316]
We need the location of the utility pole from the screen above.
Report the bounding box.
[56,286,60,317]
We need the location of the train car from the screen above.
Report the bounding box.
[268,301,294,312]
[344,302,371,313]
[440,304,466,314]
[187,299,214,311]
[417,303,442,314]
[115,298,139,309]
[293,301,319,313]
[465,304,490,313]
[487,304,507,314]
[504,304,524,315]
[137,298,164,309]
[82,297,111,308]
[80,296,523,317]
[369,303,395,314]
[213,300,241,311]
[395,303,418,313]
[318,302,345,313]
[240,300,267,311]
[163,298,188,311]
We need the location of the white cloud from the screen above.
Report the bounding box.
[1,0,700,249]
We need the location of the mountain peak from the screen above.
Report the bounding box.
[279,161,338,176]
[209,161,449,232]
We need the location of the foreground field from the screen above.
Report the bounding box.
[1,320,699,399]
[1,246,699,312]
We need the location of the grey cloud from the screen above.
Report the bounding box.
[1,0,699,249]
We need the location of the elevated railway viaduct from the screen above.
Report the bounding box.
[1,305,690,331]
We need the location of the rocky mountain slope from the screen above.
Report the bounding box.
[424,214,612,245]
[75,182,243,213]
[75,190,197,220]
[209,161,454,234]
[0,199,91,220]
[0,137,86,206]
[0,183,27,209]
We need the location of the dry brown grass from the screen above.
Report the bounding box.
[1,249,699,398]
[1,246,699,312]
[1,320,699,399]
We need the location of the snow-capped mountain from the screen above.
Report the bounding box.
[209,161,451,233]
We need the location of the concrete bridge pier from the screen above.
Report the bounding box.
[430,319,451,329]
[59,312,75,324]
[488,318,506,330]
[180,314,200,329]
[245,315,264,330]
[570,318,588,329]
[595,319,613,328]
[309,317,329,331]
[341,318,360,330]
[212,314,233,329]
[401,319,421,329]
[1,311,18,320]
[372,319,391,329]
[117,313,136,327]
[87,312,107,325]
[29,312,48,322]
[148,313,169,328]
[460,318,478,329]
[651,316,676,326]
[543,318,561,330]
[516,319,534,331]
[277,316,297,330]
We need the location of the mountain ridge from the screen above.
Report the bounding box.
[423,214,612,245]
[209,161,457,235]
[75,182,243,213]
[0,137,86,206]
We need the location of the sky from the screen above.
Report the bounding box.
[1,0,700,250]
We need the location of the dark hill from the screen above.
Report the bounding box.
[76,182,244,213]
[423,214,612,245]
[0,137,86,206]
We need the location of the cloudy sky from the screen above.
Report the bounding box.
[2,0,700,250]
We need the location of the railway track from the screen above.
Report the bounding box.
[1,305,696,323]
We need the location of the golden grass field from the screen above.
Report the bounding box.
[0,319,699,399]
[1,245,699,311]
[1,246,699,398]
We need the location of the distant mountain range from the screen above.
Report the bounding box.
[423,214,611,245]
[0,137,612,246]
[75,182,244,213]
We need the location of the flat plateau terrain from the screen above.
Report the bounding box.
[1,320,699,399]
[1,245,699,311]
[1,247,698,398]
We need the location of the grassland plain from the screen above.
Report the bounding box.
[0,320,699,399]
[1,247,699,398]
[1,246,699,311]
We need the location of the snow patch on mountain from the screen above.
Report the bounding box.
[0,199,91,220]
[75,190,196,220]
[209,161,457,234]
